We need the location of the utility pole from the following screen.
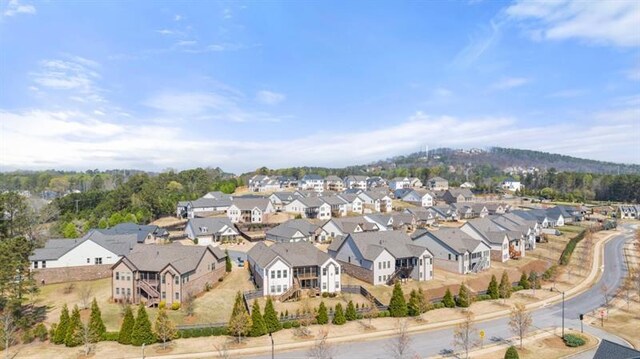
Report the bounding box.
[269,332,274,359]
[561,291,565,338]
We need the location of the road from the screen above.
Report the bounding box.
[248,223,637,359]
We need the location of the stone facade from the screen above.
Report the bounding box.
[32,264,112,284]
[183,263,225,298]
[338,260,373,284]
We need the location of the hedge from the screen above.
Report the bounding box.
[559,230,586,265]
[178,327,228,338]
[563,334,586,347]
[103,332,120,341]
[476,294,492,301]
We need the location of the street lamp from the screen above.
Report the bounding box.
[269,332,274,359]
[561,291,565,338]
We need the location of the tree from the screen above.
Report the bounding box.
[80,321,94,356]
[118,305,135,344]
[364,304,379,328]
[263,297,281,333]
[345,300,357,321]
[388,282,408,317]
[504,345,520,359]
[0,192,34,240]
[332,303,346,325]
[443,288,455,308]
[53,304,70,344]
[225,250,232,273]
[62,222,79,238]
[183,292,196,317]
[130,304,155,346]
[600,284,611,314]
[457,284,471,308]
[154,306,177,350]
[316,302,329,325]
[98,218,108,229]
[296,299,314,337]
[1,313,17,359]
[88,298,106,342]
[499,271,512,301]
[307,329,335,359]
[508,303,532,349]
[228,291,251,343]
[79,286,93,310]
[453,311,477,359]
[487,274,499,299]
[64,305,82,347]
[249,301,267,337]
[528,271,540,296]
[407,290,420,316]
[519,272,530,290]
[385,320,413,359]
[417,288,430,314]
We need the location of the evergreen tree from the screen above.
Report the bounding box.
[519,272,530,290]
[64,305,82,347]
[249,301,267,337]
[225,249,232,273]
[443,288,455,308]
[345,300,357,321]
[263,297,281,333]
[332,303,346,325]
[130,303,155,346]
[407,289,421,316]
[230,291,245,319]
[88,298,106,342]
[528,271,540,289]
[228,291,251,342]
[499,271,512,299]
[118,305,135,345]
[504,345,520,359]
[388,282,408,317]
[53,304,70,344]
[316,302,328,325]
[456,284,471,308]
[487,274,499,299]
[417,288,430,313]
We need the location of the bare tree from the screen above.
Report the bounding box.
[80,321,94,356]
[621,277,633,311]
[1,313,17,359]
[213,341,230,359]
[79,285,93,310]
[295,299,313,338]
[228,309,250,344]
[307,329,336,359]
[385,320,413,359]
[508,303,533,349]
[452,311,477,359]
[601,284,611,314]
[364,304,379,329]
[154,307,177,350]
[183,292,196,317]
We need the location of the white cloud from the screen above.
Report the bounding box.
[3,0,35,17]
[156,29,175,36]
[505,0,640,47]
[256,90,286,105]
[491,77,530,90]
[30,56,105,103]
[174,14,183,22]
[176,40,197,47]
[433,88,453,97]
[452,19,504,68]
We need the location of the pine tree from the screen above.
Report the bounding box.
[316,302,328,324]
[230,291,245,319]
[118,305,135,345]
[228,291,252,342]
[443,288,455,308]
[53,304,70,344]
[225,249,232,273]
[456,284,471,308]
[407,289,420,316]
[249,301,267,337]
[519,272,530,289]
[263,297,282,333]
[345,300,357,321]
[130,303,155,346]
[64,305,82,347]
[88,298,106,342]
[154,306,177,350]
[487,274,499,299]
[388,282,408,317]
[499,271,512,299]
[332,303,346,325]
[417,288,430,313]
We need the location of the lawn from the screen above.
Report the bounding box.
[254,292,372,318]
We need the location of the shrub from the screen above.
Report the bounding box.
[177,327,228,338]
[432,302,445,309]
[103,332,120,341]
[442,288,455,308]
[563,334,586,347]
[512,286,524,292]
[218,277,224,282]
[519,272,530,290]
[456,284,471,308]
[542,265,558,281]
[49,323,57,342]
[291,320,300,328]
[21,329,35,344]
[332,304,346,325]
[378,310,390,318]
[158,301,166,310]
[504,345,520,359]
[33,323,48,342]
[487,274,499,299]
[316,302,329,324]
[345,301,357,321]
[171,301,181,310]
[205,282,212,292]
[476,294,492,301]
[499,271,512,299]
[559,230,586,265]
[322,292,329,298]
[388,282,408,317]
[282,322,293,329]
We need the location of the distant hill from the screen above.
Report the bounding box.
[376,147,640,175]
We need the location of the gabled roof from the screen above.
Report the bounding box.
[270,192,302,202]
[445,188,474,198]
[248,241,331,268]
[296,196,328,208]
[30,230,139,261]
[320,196,348,206]
[267,219,320,238]
[345,175,368,182]
[337,231,431,261]
[302,174,324,181]
[97,222,168,243]
[325,175,343,182]
[428,176,448,183]
[187,217,236,236]
[337,193,361,202]
[592,339,640,359]
[359,190,390,201]
[230,198,272,211]
[121,244,226,274]
[413,228,487,255]
[189,197,232,209]
[204,191,232,200]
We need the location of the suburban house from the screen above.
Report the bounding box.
[299,174,325,192]
[501,179,523,192]
[320,195,349,217]
[202,191,233,200]
[284,196,332,220]
[336,193,364,214]
[266,219,327,243]
[408,177,423,188]
[227,198,275,223]
[247,242,341,299]
[441,188,475,204]
[389,177,411,190]
[342,175,367,190]
[328,231,434,285]
[111,244,226,306]
[184,217,239,245]
[427,177,449,191]
[321,216,382,240]
[179,197,233,218]
[411,228,491,274]
[460,182,476,189]
[358,190,392,213]
[429,205,459,221]
[451,203,477,219]
[30,230,139,271]
[403,207,438,227]
[268,192,302,210]
[366,176,387,189]
[324,175,345,192]
[248,175,270,192]
[491,214,538,250]
[364,213,416,232]
[97,223,169,244]
[460,218,526,262]
[618,205,640,219]
[397,189,434,207]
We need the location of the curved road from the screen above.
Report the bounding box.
[249,223,636,359]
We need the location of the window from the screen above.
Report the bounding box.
[335,281,339,288]
[378,262,381,270]
[270,285,276,294]
[95,257,102,265]
[335,267,339,275]
[276,285,281,293]
[175,276,179,285]
[283,285,288,292]
[283,270,287,278]
[161,276,165,284]
[41,261,46,268]
[323,268,327,275]
[175,292,180,300]
[33,261,38,269]
[322,282,327,290]
[87,258,90,264]
[162,292,166,299]
[126,288,131,296]
[378,276,382,282]
[277,270,281,279]
[388,261,391,268]
[455,255,459,261]
[271,271,275,279]
[116,272,120,280]
[116,288,120,295]
[126,273,130,281]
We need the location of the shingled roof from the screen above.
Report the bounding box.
[332,231,430,261]
[248,241,331,268]
[30,230,139,261]
[120,244,225,274]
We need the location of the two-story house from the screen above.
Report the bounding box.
[427,177,449,191]
[344,175,369,190]
[324,175,345,192]
[358,191,393,213]
[441,188,475,204]
[227,198,275,223]
[266,219,327,243]
[284,197,332,220]
[299,174,325,192]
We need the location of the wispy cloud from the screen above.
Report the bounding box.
[505,0,640,47]
[174,14,183,22]
[548,89,587,98]
[29,56,106,103]
[625,63,640,81]
[490,77,530,90]
[452,19,504,68]
[2,0,35,17]
[256,90,286,105]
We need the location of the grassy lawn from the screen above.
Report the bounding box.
[254,292,371,318]
[559,224,587,234]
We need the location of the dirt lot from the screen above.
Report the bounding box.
[473,329,598,359]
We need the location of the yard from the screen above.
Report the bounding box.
[254,291,372,318]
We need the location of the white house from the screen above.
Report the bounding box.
[184,217,239,246]
[411,228,491,274]
[324,176,344,192]
[389,177,411,190]
[284,197,332,220]
[344,175,368,190]
[299,175,325,192]
[357,191,392,213]
[501,179,523,192]
[227,198,275,223]
[337,193,364,214]
[247,242,341,298]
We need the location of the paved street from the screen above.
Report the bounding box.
[249,223,637,359]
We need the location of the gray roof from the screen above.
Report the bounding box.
[428,176,448,183]
[295,196,327,208]
[345,175,368,181]
[321,196,348,206]
[335,231,430,261]
[121,244,225,274]
[360,190,390,201]
[189,197,232,208]
[302,174,324,181]
[337,193,360,202]
[97,222,168,243]
[445,188,474,198]
[30,230,139,261]
[271,192,301,201]
[248,241,330,268]
[204,191,232,200]
[325,175,343,182]
[593,339,640,359]
[231,198,272,211]
[267,219,320,238]
[187,217,235,236]
[413,228,485,254]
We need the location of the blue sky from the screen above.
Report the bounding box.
[1,0,639,173]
